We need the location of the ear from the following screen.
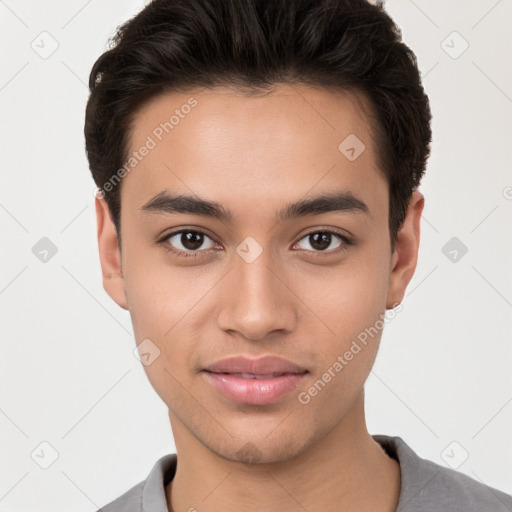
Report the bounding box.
[95,194,128,310]
[386,190,424,309]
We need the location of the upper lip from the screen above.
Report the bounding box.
[204,356,308,375]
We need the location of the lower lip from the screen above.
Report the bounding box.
[203,371,307,405]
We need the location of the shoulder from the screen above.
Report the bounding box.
[93,454,177,512]
[373,434,512,512]
[401,455,512,512]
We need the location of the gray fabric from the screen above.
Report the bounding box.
[96,435,512,511]
[373,435,512,512]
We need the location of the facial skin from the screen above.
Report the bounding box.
[96,84,423,512]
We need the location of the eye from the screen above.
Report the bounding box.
[157,228,353,259]
[158,229,218,258]
[293,230,351,254]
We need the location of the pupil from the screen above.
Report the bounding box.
[310,232,331,251]
[182,232,203,250]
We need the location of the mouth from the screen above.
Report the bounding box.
[213,372,297,379]
[202,356,308,405]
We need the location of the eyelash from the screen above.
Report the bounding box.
[156,228,353,259]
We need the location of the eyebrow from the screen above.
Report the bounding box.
[139,189,370,222]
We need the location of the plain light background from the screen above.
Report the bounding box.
[1,1,511,511]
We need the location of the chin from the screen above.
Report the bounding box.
[210,433,306,466]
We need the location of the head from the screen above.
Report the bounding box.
[86,0,431,464]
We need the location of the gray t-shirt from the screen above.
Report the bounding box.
[96,434,512,511]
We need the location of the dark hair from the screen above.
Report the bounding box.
[85,0,432,251]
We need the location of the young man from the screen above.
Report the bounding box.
[85,0,512,511]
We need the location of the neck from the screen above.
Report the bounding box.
[165,392,400,512]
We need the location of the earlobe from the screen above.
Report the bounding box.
[386,190,424,309]
[95,195,128,310]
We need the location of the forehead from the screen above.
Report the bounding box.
[121,83,387,221]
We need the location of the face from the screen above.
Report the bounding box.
[96,84,422,464]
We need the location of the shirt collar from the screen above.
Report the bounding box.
[141,453,177,512]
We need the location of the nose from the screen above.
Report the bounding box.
[216,249,298,341]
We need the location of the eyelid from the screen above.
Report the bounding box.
[292,228,353,256]
[157,228,219,258]
[298,227,352,242]
[157,227,353,258]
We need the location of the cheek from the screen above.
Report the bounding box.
[296,255,389,339]
[125,271,198,404]
[294,252,390,395]
[296,265,388,413]
[122,254,208,381]
[122,244,199,338]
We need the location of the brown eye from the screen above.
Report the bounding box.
[162,230,217,256]
[296,231,346,252]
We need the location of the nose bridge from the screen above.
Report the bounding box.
[216,244,296,340]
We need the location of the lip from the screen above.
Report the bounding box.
[205,355,307,375]
[203,356,308,405]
